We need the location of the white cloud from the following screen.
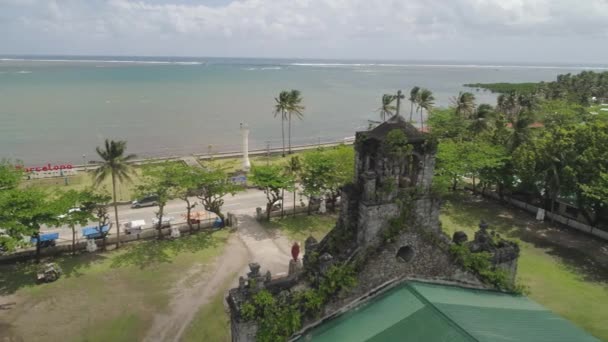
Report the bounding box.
[1,0,607,62]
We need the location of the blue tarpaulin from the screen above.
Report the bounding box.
[82,225,110,239]
[30,232,59,244]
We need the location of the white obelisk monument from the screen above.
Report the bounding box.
[241,123,251,171]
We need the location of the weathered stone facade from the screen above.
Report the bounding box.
[227,115,520,341]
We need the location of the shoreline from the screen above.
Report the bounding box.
[70,137,355,171]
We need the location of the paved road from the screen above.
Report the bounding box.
[42,188,303,243]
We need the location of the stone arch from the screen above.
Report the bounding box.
[396,245,415,263]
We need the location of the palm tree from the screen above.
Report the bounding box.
[94,139,136,249]
[417,89,435,130]
[287,90,305,154]
[409,87,420,122]
[450,91,476,119]
[471,103,495,134]
[274,91,290,157]
[378,94,396,121]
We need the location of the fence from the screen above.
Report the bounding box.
[0,218,217,264]
[471,188,608,242]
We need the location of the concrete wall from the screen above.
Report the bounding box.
[471,187,608,242]
[356,202,400,246]
[323,230,485,315]
[0,221,215,264]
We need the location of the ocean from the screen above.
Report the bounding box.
[1,56,606,165]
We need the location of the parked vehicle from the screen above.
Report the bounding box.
[124,220,146,234]
[57,207,81,219]
[30,232,60,248]
[131,195,159,208]
[82,225,111,239]
[152,216,174,228]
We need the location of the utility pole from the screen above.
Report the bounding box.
[395,90,405,116]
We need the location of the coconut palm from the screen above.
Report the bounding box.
[409,86,420,122]
[378,94,396,122]
[471,104,495,134]
[274,91,290,157]
[287,90,305,154]
[450,91,476,119]
[94,139,136,249]
[417,89,435,130]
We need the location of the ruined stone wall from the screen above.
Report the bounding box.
[322,230,486,315]
[356,202,400,245]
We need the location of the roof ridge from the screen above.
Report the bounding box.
[406,282,480,342]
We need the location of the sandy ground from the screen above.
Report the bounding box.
[143,213,291,342]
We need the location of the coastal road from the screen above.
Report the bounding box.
[42,188,303,242]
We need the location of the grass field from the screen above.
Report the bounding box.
[182,274,236,342]
[440,193,608,341]
[261,213,338,242]
[0,230,230,342]
[21,167,144,202]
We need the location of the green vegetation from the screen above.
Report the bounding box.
[261,214,337,242]
[464,82,540,94]
[440,194,608,340]
[0,230,230,342]
[430,73,608,226]
[250,164,294,221]
[466,71,608,106]
[242,264,356,342]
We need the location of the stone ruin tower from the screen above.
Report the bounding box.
[227,114,520,341]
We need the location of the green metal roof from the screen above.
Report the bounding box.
[300,281,599,342]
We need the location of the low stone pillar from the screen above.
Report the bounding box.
[256,207,263,221]
[170,226,181,239]
[319,197,327,214]
[86,239,97,253]
[288,259,303,278]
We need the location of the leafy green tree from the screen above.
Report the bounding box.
[89,190,113,250]
[194,167,241,227]
[436,139,507,192]
[94,139,136,248]
[165,163,200,232]
[285,156,302,216]
[274,91,290,157]
[0,187,60,262]
[568,120,608,225]
[56,189,98,255]
[136,162,179,239]
[251,164,293,221]
[427,108,469,141]
[287,90,305,154]
[301,146,354,213]
[378,94,396,122]
[1,160,23,190]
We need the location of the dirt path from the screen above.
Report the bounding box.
[143,234,249,342]
[144,213,291,342]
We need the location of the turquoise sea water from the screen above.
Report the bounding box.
[1,56,606,164]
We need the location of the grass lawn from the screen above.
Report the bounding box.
[0,230,230,342]
[202,152,302,174]
[182,274,236,342]
[440,193,608,341]
[261,213,338,242]
[21,167,145,202]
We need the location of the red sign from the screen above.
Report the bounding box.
[16,163,73,173]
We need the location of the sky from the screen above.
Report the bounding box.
[1,0,608,64]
